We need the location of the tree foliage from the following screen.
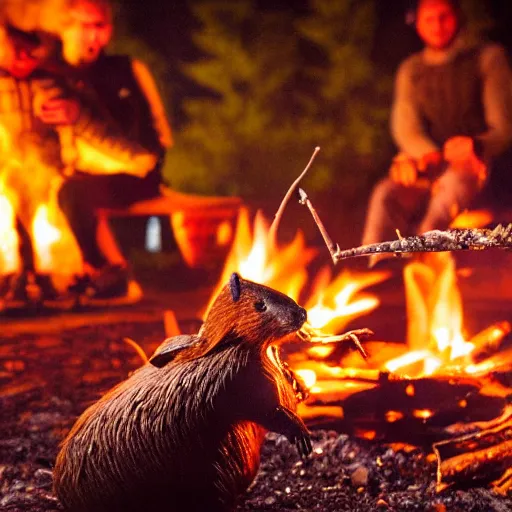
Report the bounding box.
[295,0,390,195]
[110,0,495,201]
[164,0,390,198]
[164,0,301,196]
[460,0,495,44]
[109,0,172,115]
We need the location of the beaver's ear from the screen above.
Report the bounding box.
[149,335,199,367]
[229,273,241,302]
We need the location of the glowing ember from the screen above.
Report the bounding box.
[385,410,404,423]
[412,409,433,420]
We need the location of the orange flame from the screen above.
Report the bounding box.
[384,252,510,378]
[0,148,83,290]
[304,266,388,333]
[211,207,387,334]
[450,209,493,229]
[0,184,20,274]
[31,197,83,291]
[294,248,510,422]
[32,203,61,272]
[211,207,317,305]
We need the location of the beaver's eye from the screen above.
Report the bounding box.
[254,300,267,312]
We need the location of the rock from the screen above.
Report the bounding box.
[351,465,369,487]
[264,495,276,505]
[34,468,53,488]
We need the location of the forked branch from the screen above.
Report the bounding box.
[268,147,321,248]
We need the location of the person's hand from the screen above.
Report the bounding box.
[417,150,443,171]
[417,150,445,181]
[389,153,418,186]
[443,136,487,183]
[37,98,81,125]
[443,136,478,166]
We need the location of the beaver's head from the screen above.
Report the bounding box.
[149,274,307,367]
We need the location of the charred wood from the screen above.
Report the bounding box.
[433,407,512,494]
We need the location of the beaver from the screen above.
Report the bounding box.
[53,273,311,512]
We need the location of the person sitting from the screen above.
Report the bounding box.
[48,0,170,302]
[55,0,240,302]
[361,0,512,258]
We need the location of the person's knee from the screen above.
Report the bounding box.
[436,168,481,203]
[370,178,401,206]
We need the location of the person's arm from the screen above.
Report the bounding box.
[34,74,158,177]
[131,58,173,150]
[390,56,439,160]
[72,103,157,177]
[474,44,512,160]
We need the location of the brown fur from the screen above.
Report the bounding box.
[53,275,310,512]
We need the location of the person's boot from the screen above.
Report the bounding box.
[72,264,143,306]
[1,271,40,306]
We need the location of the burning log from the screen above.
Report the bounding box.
[469,322,511,362]
[298,371,508,443]
[433,406,512,494]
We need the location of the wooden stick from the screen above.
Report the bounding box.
[333,224,512,263]
[433,407,512,492]
[306,328,373,359]
[268,147,320,248]
[298,188,339,264]
[296,184,511,263]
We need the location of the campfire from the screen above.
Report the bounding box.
[212,207,512,495]
[0,150,84,305]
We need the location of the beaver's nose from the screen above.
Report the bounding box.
[295,307,307,326]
